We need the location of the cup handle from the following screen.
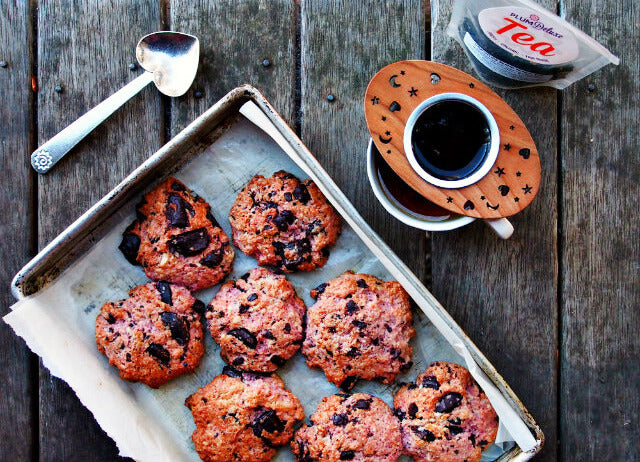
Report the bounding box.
[484,218,514,239]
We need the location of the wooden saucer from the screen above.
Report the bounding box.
[364,60,541,219]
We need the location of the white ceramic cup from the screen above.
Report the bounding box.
[366,139,513,238]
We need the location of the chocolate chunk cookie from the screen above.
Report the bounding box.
[185,368,304,462]
[229,171,341,272]
[393,362,499,462]
[302,272,415,390]
[292,392,402,462]
[206,267,306,372]
[95,282,205,388]
[119,178,234,291]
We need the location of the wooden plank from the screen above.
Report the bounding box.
[560,1,639,459]
[300,0,427,276]
[170,0,298,134]
[37,1,161,460]
[430,2,558,460]
[0,1,35,460]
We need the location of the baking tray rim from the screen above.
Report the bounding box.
[10,84,544,461]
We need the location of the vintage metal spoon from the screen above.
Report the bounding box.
[31,31,199,174]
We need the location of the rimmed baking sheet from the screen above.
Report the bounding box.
[5,87,542,462]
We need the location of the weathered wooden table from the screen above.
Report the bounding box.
[1,1,637,461]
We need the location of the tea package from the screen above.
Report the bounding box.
[447,0,619,89]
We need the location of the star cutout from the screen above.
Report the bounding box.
[522,184,533,194]
[494,167,505,177]
[516,171,522,177]
[385,130,390,136]
[514,197,520,202]
[469,83,475,88]
[480,195,486,200]
[371,96,379,105]
[400,70,406,75]
[447,197,453,203]
[381,116,386,121]
[510,125,515,130]
[408,87,418,97]
[504,143,511,151]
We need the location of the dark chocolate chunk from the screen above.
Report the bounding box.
[293,184,311,204]
[200,247,224,268]
[356,279,368,288]
[284,323,291,333]
[346,347,360,357]
[166,194,193,228]
[313,283,328,297]
[394,408,406,420]
[146,343,170,366]
[339,376,358,391]
[228,328,258,349]
[262,330,276,340]
[160,311,189,345]
[222,365,242,378]
[435,392,463,413]
[353,399,371,410]
[119,232,141,265]
[239,304,250,314]
[351,320,367,329]
[447,425,464,435]
[345,300,359,314]
[171,180,186,191]
[192,300,205,315]
[273,212,292,231]
[400,361,414,372]
[408,402,418,419]
[168,228,210,257]
[270,355,286,367]
[155,281,173,305]
[252,409,284,436]
[328,326,337,333]
[422,375,440,389]
[408,383,418,390]
[339,450,355,460]
[232,357,244,366]
[106,313,116,324]
[469,434,477,447]
[248,293,258,302]
[321,247,330,258]
[239,272,250,281]
[273,238,312,270]
[332,413,348,426]
[411,426,436,442]
[205,208,220,228]
[284,192,293,201]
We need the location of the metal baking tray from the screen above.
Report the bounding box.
[11,85,543,461]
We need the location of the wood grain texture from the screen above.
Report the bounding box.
[431,2,558,460]
[170,0,297,134]
[300,0,428,278]
[365,60,541,218]
[37,0,161,459]
[0,2,35,460]
[560,1,639,459]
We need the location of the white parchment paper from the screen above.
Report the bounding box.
[5,103,536,461]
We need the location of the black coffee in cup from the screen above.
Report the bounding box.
[410,100,491,181]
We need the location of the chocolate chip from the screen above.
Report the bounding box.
[356,279,368,288]
[469,434,476,447]
[411,426,436,442]
[448,417,461,425]
[372,338,379,346]
[192,300,205,315]
[166,194,193,228]
[270,355,285,367]
[239,304,250,314]
[339,376,358,391]
[400,361,413,372]
[205,208,220,228]
[262,330,276,340]
[345,300,359,314]
[408,403,418,419]
[328,326,337,333]
[222,365,242,378]
[284,192,293,201]
[351,320,367,329]
[155,281,173,305]
[106,313,116,324]
[273,214,289,231]
[321,247,330,258]
[168,228,210,257]
[252,409,284,436]
[312,283,327,298]
[160,311,189,345]
[479,439,488,446]
[228,328,258,349]
[232,357,244,366]
[332,413,348,426]
[118,232,140,265]
[435,392,463,413]
[273,238,311,270]
[171,181,186,191]
[353,399,371,410]
[248,293,258,302]
[293,184,311,204]
[407,383,418,390]
[422,375,440,389]
[200,247,224,268]
[284,323,291,333]
[385,324,392,333]
[447,425,463,435]
[146,343,170,366]
[394,408,406,420]
[390,348,401,359]
[339,450,355,460]
[346,347,360,357]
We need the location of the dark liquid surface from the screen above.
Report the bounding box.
[373,146,450,218]
[411,100,491,181]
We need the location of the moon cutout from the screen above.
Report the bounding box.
[379,134,393,144]
[389,75,401,87]
[486,202,500,210]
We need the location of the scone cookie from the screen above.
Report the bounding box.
[302,272,415,390]
[119,177,234,291]
[95,282,206,388]
[185,367,304,462]
[393,362,499,462]
[206,267,306,372]
[229,171,341,272]
[292,392,402,462]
